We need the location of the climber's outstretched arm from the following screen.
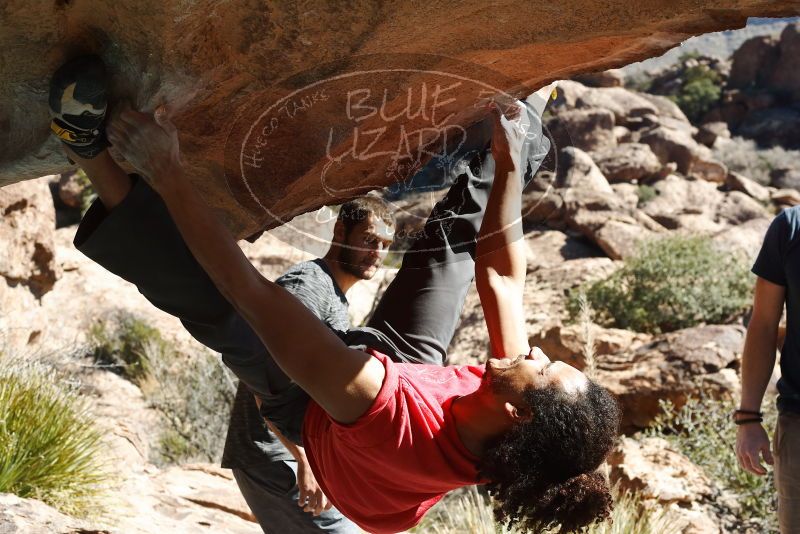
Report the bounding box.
[106,109,384,424]
[475,102,531,359]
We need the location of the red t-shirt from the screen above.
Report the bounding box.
[303,350,486,533]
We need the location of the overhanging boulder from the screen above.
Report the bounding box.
[1,1,798,237]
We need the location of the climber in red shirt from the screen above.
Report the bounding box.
[109,102,620,533]
[53,54,620,532]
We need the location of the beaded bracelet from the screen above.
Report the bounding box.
[734,417,764,426]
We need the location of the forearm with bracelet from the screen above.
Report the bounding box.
[733,409,763,426]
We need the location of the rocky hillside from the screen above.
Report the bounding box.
[3,29,799,534]
[630,21,800,152]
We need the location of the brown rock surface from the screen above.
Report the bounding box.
[770,167,800,190]
[0,493,96,534]
[609,437,715,504]
[562,186,664,260]
[772,188,800,207]
[555,147,614,193]
[575,87,659,126]
[0,466,260,534]
[636,93,691,124]
[737,107,800,149]
[57,172,87,209]
[106,464,259,533]
[716,23,800,148]
[449,256,621,363]
[547,108,617,152]
[641,174,727,233]
[639,126,727,182]
[769,23,800,93]
[524,229,603,271]
[0,178,60,298]
[595,324,744,430]
[572,69,625,88]
[521,189,566,227]
[591,142,663,183]
[715,190,771,225]
[712,216,771,262]
[529,323,650,370]
[2,1,799,237]
[728,35,780,90]
[695,121,731,148]
[608,437,722,534]
[725,171,770,203]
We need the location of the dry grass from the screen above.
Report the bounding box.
[414,485,677,533]
[89,312,236,464]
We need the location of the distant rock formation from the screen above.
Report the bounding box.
[708,23,800,148]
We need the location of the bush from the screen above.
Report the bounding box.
[647,397,778,533]
[0,359,108,517]
[89,312,235,464]
[667,65,723,123]
[713,137,800,186]
[413,485,677,533]
[636,184,658,206]
[146,346,236,465]
[568,235,752,334]
[89,313,163,384]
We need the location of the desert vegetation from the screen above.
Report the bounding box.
[6,18,800,533]
[414,484,677,534]
[90,313,236,464]
[648,398,778,533]
[0,357,109,517]
[568,235,752,334]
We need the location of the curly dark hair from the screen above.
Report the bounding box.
[478,380,621,533]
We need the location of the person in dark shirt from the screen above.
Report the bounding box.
[737,207,800,533]
[223,197,394,534]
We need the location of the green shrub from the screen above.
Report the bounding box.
[647,397,778,533]
[667,65,722,123]
[89,313,164,383]
[89,313,235,464]
[143,344,236,465]
[0,359,108,517]
[625,73,653,94]
[413,484,677,533]
[569,235,752,334]
[636,184,658,206]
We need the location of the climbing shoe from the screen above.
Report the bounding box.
[49,55,109,159]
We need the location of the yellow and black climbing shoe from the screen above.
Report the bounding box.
[49,55,109,159]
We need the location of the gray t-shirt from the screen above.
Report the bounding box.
[221,259,350,468]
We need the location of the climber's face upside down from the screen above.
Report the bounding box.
[480,347,588,416]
